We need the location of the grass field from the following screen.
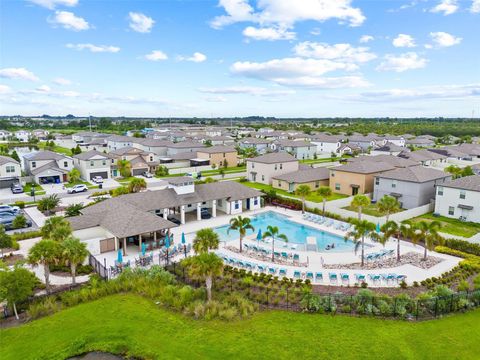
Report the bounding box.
[240,181,346,202]
[343,204,404,218]
[409,213,480,238]
[37,142,73,156]
[1,294,479,360]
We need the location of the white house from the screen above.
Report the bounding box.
[14,130,31,142]
[0,155,21,188]
[23,150,74,184]
[246,152,299,185]
[311,134,343,155]
[273,140,316,160]
[106,135,134,151]
[239,138,272,154]
[73,150,111,181]
[434,175,480,223]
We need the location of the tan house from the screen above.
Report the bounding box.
[329,161,396,196]
[196,146,238,167]
[246,153,299,185]
[272,167,329,193]
[108,147,158,177]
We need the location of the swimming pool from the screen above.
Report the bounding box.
[214,211,355,252]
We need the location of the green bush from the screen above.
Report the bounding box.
[444,239,480,256]
[49,264,93,275]
[14,201,25,209]
[11,230,42,241]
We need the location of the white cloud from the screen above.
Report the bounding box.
[0,85,12,94]
[128,12,154,33]
[198,86,295,96]
[471,0,480,12]
[211,0,365,29]
[66,43,120,53]
[27,0,77,9]
[392,34,416,48]
[377,52,427,72]
[53,77,72,85]
[430,0,458,15]
[204,96,228,102]
[49,11,90,31]
[36,85,51,93]
[359,35,374,43]
[178,52,207,63]
[429,31,462,47]
[243,26,295,41]
[293,42,376,63]
[0,67,39,81]
[230,57,369,88]
[144,50,168,61]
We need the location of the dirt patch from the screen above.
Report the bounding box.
[0,253,25,266]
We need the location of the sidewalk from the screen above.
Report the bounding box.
[24,207,47,227]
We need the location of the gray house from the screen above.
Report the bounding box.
[373,165,451,209]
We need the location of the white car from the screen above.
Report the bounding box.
[67,184,88,194]
[92,176,104,184]
[0,204,20,214]
[142,172,153,178]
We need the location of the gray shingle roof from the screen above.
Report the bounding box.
[168,141,206,149]
[73,150,108,161]
[349,155,417,168]
[272,167,329,183]
[247,152,297,164]
[196,145,236,154]
[376,165,450,183]
[26,150,69,161]
[0,155,19,166]
[333,161,396,174]
[31,161,69,175]
[440,175,480,192]
[276,140,312,148]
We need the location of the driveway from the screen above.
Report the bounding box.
[0,188,29,203]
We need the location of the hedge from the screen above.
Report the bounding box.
[11,230,42,241]
[444,239,480,257]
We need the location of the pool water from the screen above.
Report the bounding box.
[214,211,355,252]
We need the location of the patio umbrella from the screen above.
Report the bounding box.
[256,229,262,245]
[181,232,186,245]
[181,232,187,258]
[165,234,171,248]
[117,249,123,264]
[376,223,381,233]
[141,242,147,256]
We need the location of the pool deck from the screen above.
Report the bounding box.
[97,206,461,287]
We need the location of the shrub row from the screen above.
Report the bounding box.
[10,230,42,241]
[444,239,480,257]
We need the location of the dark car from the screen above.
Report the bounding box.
[10,183,24,194]
[200,208,211,219]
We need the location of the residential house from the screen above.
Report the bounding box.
[246,152,299,185]
[336,143,361,156]
[72,131,109,144]
[0,155,21,188]
[380,134,405,147]
[273,140,316,160]
[23,150,74,184]
[472,163,480,175]
[0,130,11,140]
[196,146,238,167]
[73,150,111,181]
[272,167,329,193]
[132,138,170,157]
[347,134,386,151]
[434,175,480,222]
[310,134,343,155]
[398,149,447,166]
[329,161,396,196]
[166,141,206,156]
[239,138,272,154]
[406,137,435,148]
[348,155,418,168]
[14,130,31,142]
[197,135,235,146]
[106,135,134,151]
[371,142,406,156]
[373,166,451,209]
[32,129,50,140]
[108,147,158,177]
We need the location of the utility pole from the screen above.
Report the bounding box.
[88,113,92,132]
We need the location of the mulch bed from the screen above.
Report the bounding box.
[0,253,24,266]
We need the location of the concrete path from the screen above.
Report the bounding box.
[24,207,47,227]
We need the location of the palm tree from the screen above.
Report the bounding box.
[182,253,223,301]
[415,220,444,260]
[317,186,332,214]
[117,159,132,178]
[381,221,402,262]
[27,239,61,293]
[41,216,72,242]
[65,203,84,217]
[68,168,81,184]
[445,165,462,179]
[295,185,311,214]
[227,216,254,253]
[377,195,401,222]
[263,225,288,262]
[128,177,147,193]
[350,194,371,220]
[37,194,60,215]
[61,237,88,285]
[345,219,379,267]
[193,228,220,254]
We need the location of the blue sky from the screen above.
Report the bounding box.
[0,0,479,117]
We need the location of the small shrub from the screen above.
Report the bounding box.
[14,201,25,209]
[457,280,470,292]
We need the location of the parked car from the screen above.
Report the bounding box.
[201,208,211,219]
[0,205,20,215]
[10,183,24,194]
[0,215,32,231]
[142,171,153,178]
[67,184,88,194]
[186,172,201,179]
[92,176,104,184]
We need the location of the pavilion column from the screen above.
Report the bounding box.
[123,238,127,256]
[212,200,217,218]
[139,234,142,252]
[114,236,118,251]
[197,203,202,221]
[163,208,168,218]
[180,205,185,224]
[154,231,157,244]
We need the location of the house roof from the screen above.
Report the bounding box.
[240,138,272,145]
[168,141,206,149]
[73,150,108,161]
[167,176,194,185]
[272,167,330,183]
[376,165,450,183]
[332,161,396,174]
[133,138,172,147]
[109,147,148,156]
[0,155,19,166]
[399,149,447,162]
[440,175,480,192]
[348,154,417,168]
[311,134,343,143]
[31,161,69,175]
[107,135,133,142]
[247,152,298,164]
[25,150,69,161]
[197,145,236,154]
[374,142,405,152]
[275,140,312,148]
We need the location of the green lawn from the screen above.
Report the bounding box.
[201,165,246,176]
[64,180,98,189]
[22,182,46,196]
[1,294,479,360]
[343,204,403,218]
[37,142,73,156]
[300,157,337,164]
[240,181,346,202]
[409,213,480,238]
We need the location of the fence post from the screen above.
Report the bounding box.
[350,295,353,315]
[286,288,289,309]
[450,294,454,313]
[328,294,331,312]
[415,300,419,321]
[434,297,438,318]
[393,298,397,317]
[266,287,269,307]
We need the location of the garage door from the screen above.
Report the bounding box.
[132,168,147,176]
[100,238,116,253]
[0,178,18,189]
[89,171,108,180]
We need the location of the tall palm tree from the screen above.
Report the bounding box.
[415,220,444,260]
[228,216,254,253]
[128,177,147,193]
[263,225,288,262]
[193,228,220,254]
[117,159,132,178]
[381,221,402,262]
[350,194,371,220]
[182,253,223,302]
[377,195,401,222]
[27,239,61,293]
[295,185,311,214]
[61,237,89,285]
[317,186,332,214]
[67,168,81,184]
[345,219,379,267]
[41,216,72,242]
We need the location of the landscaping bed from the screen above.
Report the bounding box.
[409,213,480,238]
[342,203,404,217]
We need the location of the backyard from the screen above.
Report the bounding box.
[1,294,479,360]
[240,181,347,202]
[343,203,404,218]
[409,213,480,238]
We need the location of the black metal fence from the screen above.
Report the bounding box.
[88,254,108,280]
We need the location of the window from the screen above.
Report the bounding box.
[150,156,153,162]
[391,180,397,189]
[460,190,466,200]
[32,161,36,168]
[278,181,281,187]
[90,161,94,166]
[262,175,265,181]
[280,163,283,170]
[437,186,443,196]
[223,153,225,158]
[102,160,106,166]
[251,163,255,169]
[448,206,455,216]
[335,183,340,191]
[331,172,335,177]
[6,165,15,173]
[274,164,277,170]
[315,181,319,188]
[375,178,379,186]
[234,202,240,210]
[254,198,258,205]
